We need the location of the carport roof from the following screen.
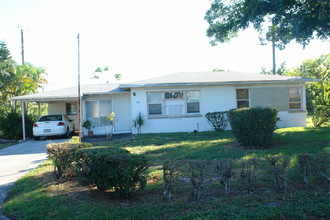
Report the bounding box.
[10,84,128,102]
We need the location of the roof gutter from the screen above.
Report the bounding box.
[119,79,320,89]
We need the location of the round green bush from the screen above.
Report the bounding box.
[228,107,278,148]
[75,146,148,197]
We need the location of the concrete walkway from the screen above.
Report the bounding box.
[0,139,68,219]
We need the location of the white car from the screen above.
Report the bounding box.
[33,114,75,140]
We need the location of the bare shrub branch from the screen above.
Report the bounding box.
[215,159,234,194]
[240,158,259,193]
[265,155,290,191]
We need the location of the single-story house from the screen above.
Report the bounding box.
[11,71,318,139]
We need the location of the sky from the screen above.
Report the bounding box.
[0,0,329,91]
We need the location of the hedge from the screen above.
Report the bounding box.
[75,146,149,197]
[47,141,92,178]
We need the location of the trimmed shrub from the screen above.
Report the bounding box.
[205,111,229,132]
[298,153,313,189]
[0,111,37,140]
[240,158,259,193]
[215,159,234,194]
[47,141,92,179]
[313,152,330,182]
[187,160,205,201]
[75,146,149,197]
[265,155,290,191]
[228,107,278,147]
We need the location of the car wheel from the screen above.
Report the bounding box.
[65,128,70,138]
[34,136,40,141]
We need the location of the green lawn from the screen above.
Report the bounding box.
[1,126,330,220]
[0,142,17,150]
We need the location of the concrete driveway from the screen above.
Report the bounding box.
[0,139,68,206]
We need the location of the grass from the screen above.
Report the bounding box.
[1,125,330,220]
[0,142,17,150]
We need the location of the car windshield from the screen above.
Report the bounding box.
[39,115,62,121]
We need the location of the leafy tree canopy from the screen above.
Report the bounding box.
[92,65,122,81]
[0,40,11,61]
[261,62,287,75]
[205,0,330,48]
[0,41,47,113]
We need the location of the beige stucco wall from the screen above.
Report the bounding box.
[48,102,78,130]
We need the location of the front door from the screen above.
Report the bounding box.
[113,96,131,132]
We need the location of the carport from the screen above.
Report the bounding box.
[10,84,131,140]
[10,87,81,141]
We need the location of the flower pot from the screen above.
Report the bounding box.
[88,131,93,136]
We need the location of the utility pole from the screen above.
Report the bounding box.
[272,38,276,75]
[18,25,24,64]
[270,20,276,75]
[77,34,82,141]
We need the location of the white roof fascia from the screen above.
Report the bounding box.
[120,79,320,89]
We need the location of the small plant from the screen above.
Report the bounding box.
[187,160,205,201]
[133,112,145,134]
[240,158,259,193]
[205,111,229,132]
[298,153,313,189]
[265,155,290,191]
[104,112,116,140]
[82,120,92,131]
[215,159,234,194]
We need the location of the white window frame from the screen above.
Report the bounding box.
[147,90,201,117]
[147,92,163,116]
[236,88,250,109]
[288,87,303,110]
[66,102,77,115]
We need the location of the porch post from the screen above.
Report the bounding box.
[21,101,26,141]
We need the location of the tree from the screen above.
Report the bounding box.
[205,0,330,74]
[285,54,330,126]
[0,43,47,114]
[92,66,122,81]
[261,62,287,75]
[205,0,330,47]
[0,41,11,61]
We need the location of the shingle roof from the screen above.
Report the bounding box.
[120,71,318,88]
[10,84,128,101]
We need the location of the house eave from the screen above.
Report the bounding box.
[83,91,130,96]
[9,92,130,102]
[9,96,79,102]
[119,79,319,89]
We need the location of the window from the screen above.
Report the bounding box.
[165,92,184,115]
[66,103,77,115]
[86,100,111,126]
[236,89,249,108]
[147,91,200,117]
[148,92,162,115]
[187,91,200,113]
[289,87,302,110]
[100,101,112,125]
